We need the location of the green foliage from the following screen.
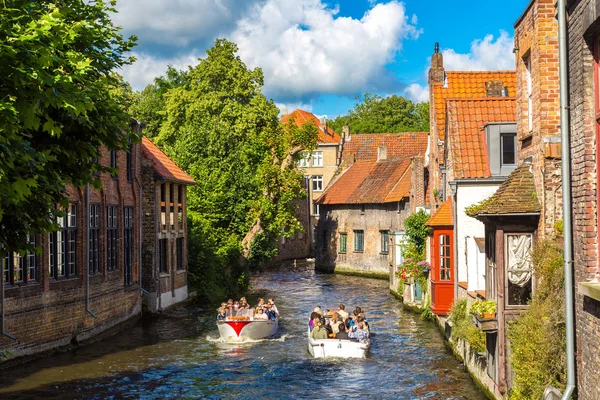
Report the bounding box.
[142,39,317,301]
[328,93,429,134]
[465,197,492,217]
[507,240,566,399]
[554,220,564,236]
[421,295,434,321]
[469,300,497,317]
[0,0,136,253]
[449,299,486,353]
[404,210,430,255]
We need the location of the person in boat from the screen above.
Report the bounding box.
[309,312,320,330]
[256,298,265,310]
[310,320,328,340]
[217,307,226,321]
[264,304,277,321]
[268,298,279,316]
[348,322,369,341]
[225,303,235,319]
[328,313,343,335]
[335,322,349,339]
[338,304,349,321]
[254,307,268,320]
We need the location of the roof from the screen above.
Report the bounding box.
[467,164,540,217]
[446,97,517,179]
[141,137,196,184]
[281,109,341,144]
[432,71,516,141]
[317,158,412,205]
[342,133,429,164]
[426,198,453,227]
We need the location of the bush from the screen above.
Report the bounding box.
[507,240,566,399]
[404,210,430,255]
[449,299,486,353]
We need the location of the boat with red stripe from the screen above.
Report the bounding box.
[217,316,279,341]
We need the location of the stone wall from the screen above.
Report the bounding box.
[568,1,600,398]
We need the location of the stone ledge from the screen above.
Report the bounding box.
[578,281,600,302]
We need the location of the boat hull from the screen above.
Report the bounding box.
[217,319,278,341]
[307,329,370,358]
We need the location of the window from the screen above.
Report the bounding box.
[124,207,133,285]
[505,234,533,306]
[169,184,175,230]
[501,133,516,165]
[339,233,347,253]
[298,152,309,168]
[381,231,389,254]
[126,140,133,182]
[312,201,320,216]
[354,230,364,252]
[525,57,532,131]
[312,176,323,192]
[439,234,451,280]
[159,239,168,273]
[88,204,99,275]
[107,206,118,271]
[3,235,36,285]
[160,182,166,231]
[110,150,117,178]
[50,204,77,279]
[485,230,497,301]
[176,237,184,270]
[177,185,183,230]
[312,151,323,167]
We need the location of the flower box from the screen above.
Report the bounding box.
[472,313,498,332]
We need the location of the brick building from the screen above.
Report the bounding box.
[140,137,195,312]
[278,109,342,260]
[567,0,600,398]
[315,133,428,277]
[1,123,144,360]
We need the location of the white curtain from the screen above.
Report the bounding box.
[506,235,532,287]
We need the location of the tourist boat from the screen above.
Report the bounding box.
[307,328,370,358]
[217,316,279,341]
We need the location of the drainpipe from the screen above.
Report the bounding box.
[557,0,576,398]
[85,183,97,318]
[449,181,458,300]
[440,166,447,200]
[1,248,17,341]
[155,180,164,311]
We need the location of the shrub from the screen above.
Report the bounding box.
[507,239,566,399]
[449,299,486,353]
[470,300,497,318]
[404,210,430,255]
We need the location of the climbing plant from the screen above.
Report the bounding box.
[449,299,486,353]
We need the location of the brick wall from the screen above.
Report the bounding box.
[514,0,562,238]
[1,142,143,360]
[568,1,600,398]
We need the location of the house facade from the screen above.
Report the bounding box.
[140,137,195,312]
[278,109,342,260]
[1,123,144,360]
[567,0,600,397]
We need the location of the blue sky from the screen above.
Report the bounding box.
[116,0,529,118]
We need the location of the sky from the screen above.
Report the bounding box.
[115,0,529,118]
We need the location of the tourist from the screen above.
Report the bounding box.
[254,307,268,320]
[264,304,277,321]
[268,298,279,316]
[216,307,226,321]
[338,304,349,321]
[348,322,369,341]
[336,323,349,339]
[309,312,320,330]
[225,303,235,319]
[329,313,343,335]
[310,320,328,340]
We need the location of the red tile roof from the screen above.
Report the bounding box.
[141,137,196,184]
[432,71,516,141]
[446,97,517,179]
[317,158,412,205]
[426,198,453,227]
[281,109,341,144]
[342,133,429,164]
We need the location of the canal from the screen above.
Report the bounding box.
[0,264,485,399]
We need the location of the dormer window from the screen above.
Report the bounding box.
[486,123,518,177]
[501,133,516,165]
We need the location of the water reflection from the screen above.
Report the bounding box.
[0,264,484,399]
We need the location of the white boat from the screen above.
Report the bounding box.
[217,318,279,341]
[307,328,370,358]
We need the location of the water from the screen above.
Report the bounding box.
[0,264,485,399]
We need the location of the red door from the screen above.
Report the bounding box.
[430,228,454,315]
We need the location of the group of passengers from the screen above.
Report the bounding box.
[216,297,279,321]
[309,304,370,341]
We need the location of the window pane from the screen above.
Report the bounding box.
[502,134,516,165]
[506,234,533,305]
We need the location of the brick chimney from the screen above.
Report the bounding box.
[485,80,504,97]
[428,42,444,84]
[377,146,387,161]
[342,125,350,141]
[410,156,425,209]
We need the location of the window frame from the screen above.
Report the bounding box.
[311,151,323,167]
[176,237,184,271]
[312,175,323,192]
[49,204,78,280]
[439,234,451,281]
[312,201,320,216]
[107,205,118,272]
[380,230,389,254]
[110,150,118,179]
[339,233,347,254]
[353,230,364,253]
[124,206,133,285]
[298,152,309,168]
[3,235,37,286]
[501,133,517,166]
[159,238,168,274]
[89,204,100,275]
[504,233,534,308]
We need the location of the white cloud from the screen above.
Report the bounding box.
[441,30,515,71]
[231,0,421,99]
[121,52,202,91]
[276,102,313,115]
[403,83,429,103]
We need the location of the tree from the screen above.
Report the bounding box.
[329,93,429,134]
[156,39,317,296]
[0,0,136,253]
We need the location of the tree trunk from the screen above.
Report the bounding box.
[241,215,263,260]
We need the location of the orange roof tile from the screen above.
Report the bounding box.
[141,137,196,184]
[342,133,428,164]
[426,198,453,227]
[281,109,341,144]
[317,158,412,205]
[432,71,516,141]
[446,97,516,179]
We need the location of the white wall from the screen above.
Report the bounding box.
[456,184,499,291]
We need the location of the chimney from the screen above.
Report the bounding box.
[377,146,387,161]
[319,117,328,135]
[342,125,350,140]
[485,80,504,97]
[428,42,444,84]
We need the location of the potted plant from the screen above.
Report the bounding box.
[470,300,497,320]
